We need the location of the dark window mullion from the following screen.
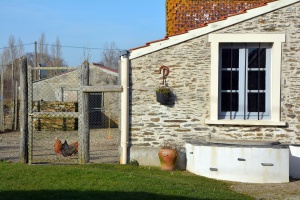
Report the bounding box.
[257,43,261,120]
[230,43,233,120]
[244,44,247,120]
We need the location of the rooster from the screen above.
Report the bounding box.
[54,137,78,157]
[54,137,62,155]
[72,141,78,155]
[61,140,78,157]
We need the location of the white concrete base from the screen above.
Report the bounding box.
[186,141,289,183]
[289,145,300,179]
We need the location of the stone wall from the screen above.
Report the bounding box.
[129,2,300,151]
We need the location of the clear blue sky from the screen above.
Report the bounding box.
[0,0,166,66]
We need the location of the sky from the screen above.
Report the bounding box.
[0,0,166,66]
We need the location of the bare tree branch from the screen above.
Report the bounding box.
[17,38,24,58]
[100,42,120,70]
[82,43,91,63]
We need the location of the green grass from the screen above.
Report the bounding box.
[0,162,253,200]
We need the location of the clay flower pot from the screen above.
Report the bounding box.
[158,148,178,171]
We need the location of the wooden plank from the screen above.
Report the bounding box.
[63,87,79,91]
[82,85,123,93]
[29,112,79,118]
[31,67,78,70]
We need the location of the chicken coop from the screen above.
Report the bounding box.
[17,60,121,165]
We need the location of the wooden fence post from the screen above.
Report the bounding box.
[14,80,18,130]
[19,56,28,164]
[79,61,90,164]
[0,65,3,132]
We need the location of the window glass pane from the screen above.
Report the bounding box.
[221,71,239,90]
[40,70,47,78]
[222,49,239,68]
[248,48,266,68]
[221,92,239,112]
[248,93,265,112]
[248,71,265,90]
[89,93,102,108]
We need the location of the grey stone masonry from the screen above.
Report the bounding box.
[129,2,300,148]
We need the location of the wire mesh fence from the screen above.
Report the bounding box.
[0,62,121,164]
[0,57,22,132]
[28,66,80,164]
[2,103,14,131]
[89,91,120,164]
[0,131,19,163]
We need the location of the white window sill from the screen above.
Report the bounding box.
[205,119,286,126]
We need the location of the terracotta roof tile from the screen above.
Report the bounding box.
[166,0,276,36]
[130,0,277,52]
[92,62,118,73]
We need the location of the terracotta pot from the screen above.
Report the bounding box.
[158,148,178,171]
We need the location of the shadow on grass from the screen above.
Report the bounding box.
[0,190,205,200]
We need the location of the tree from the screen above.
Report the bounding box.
[1,35,22,130]
[38,32,48,64]
[51,36,64,67]
[17,38,24,59]
[81,43,91,63]
[1,35,21,99]
[25,52,35,67]
[100,42,120,70]
[8,36,17,62]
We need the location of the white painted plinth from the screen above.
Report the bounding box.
[186,141,289,183]
[289,145,300,179]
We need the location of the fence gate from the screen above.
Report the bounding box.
[28,65,80,164]
[27,62,121,164]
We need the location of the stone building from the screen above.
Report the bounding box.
[127,0,300,168]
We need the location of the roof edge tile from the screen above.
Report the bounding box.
[130,0,298,58]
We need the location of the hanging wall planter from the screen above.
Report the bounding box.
[156,65,175,105]
[156,86,171,105]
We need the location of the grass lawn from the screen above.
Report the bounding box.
[0,162,253,200]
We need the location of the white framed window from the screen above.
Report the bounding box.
[206,34,286,126]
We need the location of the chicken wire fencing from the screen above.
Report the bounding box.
[25,65,120,164]
[0,60,20,132]
[88,92,120,164]
[0,63,121,164]
[27,66,80,164]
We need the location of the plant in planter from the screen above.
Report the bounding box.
[158,140,178,171]
[156,85,171,105]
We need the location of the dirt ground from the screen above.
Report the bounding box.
[0,130,120,164]
[1,131,300,199]
[229,179,300,200]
